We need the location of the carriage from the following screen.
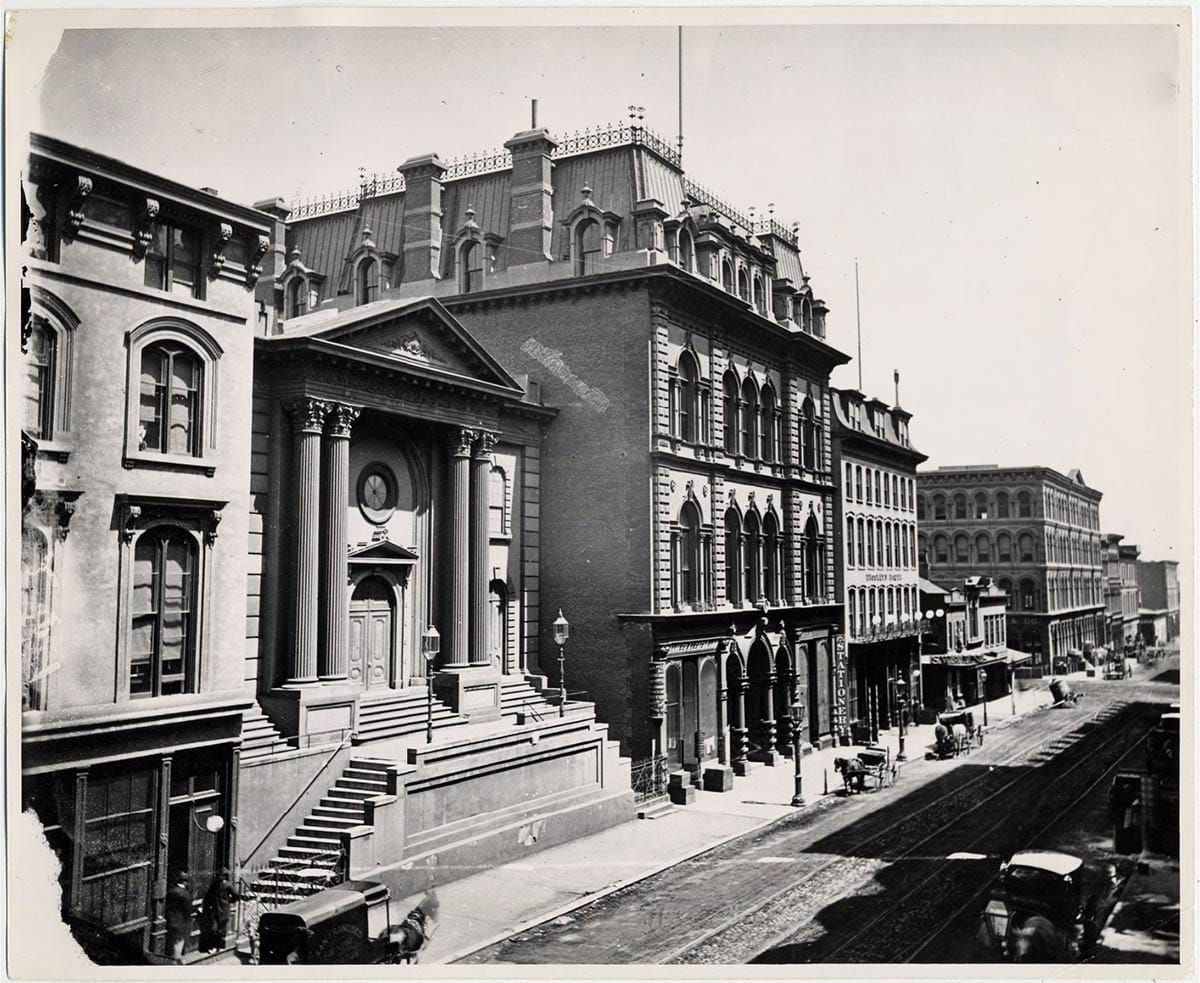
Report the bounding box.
[935,709,980,758]
[834,745,894,793]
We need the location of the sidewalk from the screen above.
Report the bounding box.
[407,680,1053,964]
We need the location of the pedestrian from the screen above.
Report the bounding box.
[201,868,239,953]
[164,871,193,964]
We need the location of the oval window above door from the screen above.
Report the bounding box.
[357,462,398,524]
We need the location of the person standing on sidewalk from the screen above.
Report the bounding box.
[200,868,239,953]
[165,871,193,964]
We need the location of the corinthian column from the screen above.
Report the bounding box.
[321,403,360,681]
[470,431,498,666]
[286,397,330,684]
[446,427,477,668]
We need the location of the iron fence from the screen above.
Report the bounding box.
[629,754,669,803]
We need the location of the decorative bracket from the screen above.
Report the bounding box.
[247,235,270,285]
[209,223,233,277]
[64,176,93,239]
[205,509,223,545]
[121,505,143,543]
[132,198,160,259]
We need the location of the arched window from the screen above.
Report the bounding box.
[741,378,759,459]
[737,268,749,302]
[139,343,201,456]
[760,384,777,462]
[675,501,703,608]
[488,467,507,537]
[804,515,822,601]
[763,511,781,605]
[864,468,873,505]
[868,586,877,628]
[678,229,694,272]
[953,494,967,520]
[753,276,765,313]
[901,524,910,568]
[489,581,508,664]
[954,533,969,564]
[22,527,50,711]
[1018,532,1035,563]
[933,494,947,520]
[855,466,863,501]
[848,590,857,638]
[885,522,894,567]
[801,397,817,471]
[875,471,882,503]
[722,371,739,454]
[676,351,700,443]
[743,510,762,603]
[285,276,307,318]
[1020,578,1038,612]
[974,492,989,519]
[1017,490,1032,518]
[934,534,949,564]
[130,526,197,698]
[724,507,742,605]
[356,257,378,305]
[975,532,991,563]
[917,495,927,520]
[996,491,1010,518]
[460,240,482,293]
[846,516,856,568]
[721,259,734,293]
[996,532,1013,563]
[23,316,57,441]
[867,518,876,566]
[575,219,602,276]
[857,518,866,567]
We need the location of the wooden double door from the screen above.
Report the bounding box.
[348,577,395,690]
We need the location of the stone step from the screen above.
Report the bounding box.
[320,795,368,811]
[277,849,342,867]
[637,797,676,820]
[341,768,391,783]
[329,786,380,800]
[345,758,396,773]
[294,825,345,842]
[306,815,362,830]
[287,833,344,850]
[312,805,365,820]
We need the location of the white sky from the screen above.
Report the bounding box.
[20,17,1193,562]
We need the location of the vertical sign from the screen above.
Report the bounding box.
[832,634,849,739]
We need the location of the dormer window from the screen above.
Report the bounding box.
[285,277,307,318]
[145,222,201,299]
[678,230,694,272]
[603,222,617,258]
[753,276,766,314]
[460,240,483,293]
[356,257,377,305]
[721,259,734,293]
[737,268,749,302]
[575,219,602,276]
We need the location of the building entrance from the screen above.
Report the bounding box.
[348,577,394,690]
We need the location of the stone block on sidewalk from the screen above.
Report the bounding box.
[668,783,695,805]
[702,765,734,792]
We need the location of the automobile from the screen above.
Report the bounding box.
[976,851,1121,962]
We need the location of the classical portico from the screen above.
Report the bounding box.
[254,297,550,740]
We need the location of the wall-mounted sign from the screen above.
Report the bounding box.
[832,635,849,738]
[862,572,906,584]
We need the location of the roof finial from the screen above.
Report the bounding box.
[466,204,477,223]
[894,369,901,408]
[582,183,593,202]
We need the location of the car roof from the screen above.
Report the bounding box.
[1008,851,1083,876]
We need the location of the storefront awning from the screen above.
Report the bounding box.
[923,647,1030,669]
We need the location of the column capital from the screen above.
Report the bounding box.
[325,403,362,439]
[474,430,499,459]
[285,397,331,434]
[452,426,479,457]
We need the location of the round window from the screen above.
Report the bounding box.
[357,463,398,524]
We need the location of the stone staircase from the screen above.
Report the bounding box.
[353,686,467,744]
[499,676,557,720]
[251,756,395,906]
[240,704,292,762]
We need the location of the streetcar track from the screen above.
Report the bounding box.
[662,699,1133,964]
[809,706,1156,963]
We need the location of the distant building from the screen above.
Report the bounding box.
[917,576,1019,712]
[1137,559,1180,646]
[1118,542,1142,649]
[916,465,1104,671]
[829,381,926,742]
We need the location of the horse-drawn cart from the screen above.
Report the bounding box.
[834,745,895,793]
[935,709,982,758]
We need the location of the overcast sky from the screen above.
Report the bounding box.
[23,18,1192,562]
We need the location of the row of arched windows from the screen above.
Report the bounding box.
[846,584,920,638]
[1044,571,1104,611]
[1044,490,1099,530]
[1046,529,1102,567]
[993,577,1041,613]
[845,516,917,570]
[843,462,915,514]
[921,530,1040,566]
[669,501,825,610]
[918,489,1034,522]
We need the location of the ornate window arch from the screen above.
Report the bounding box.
[760,382,779,462]
[1018,531,1036,563]
[933,533,949,564]
[674,349,702,443]
[1017,489,1033,518]
[763,508,782,605]
[23,288,78,448]
[724,505,742,605]
[743,507,762,604]
[975,531,991,563]
[846,513,856,569]
[124,318,222,471]
[974,492,990,519]
[954,533,970,564]
[721,368,739,455]
[800,396,818,471]
[996,531,1013,563]
[933,493,947,520]
[721,258,734,293]
[677,227,695,272]
[355,255,378,305]
[673,499,706,610]
[740,376,760,459]
[953,493,968,520]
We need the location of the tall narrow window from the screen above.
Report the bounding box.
[737,268,749,302]
[848,591,857,638]
[575,220,602,276]
[760,385,777,462]
[130,527,197,698]
[1017,491,1032,518]
[763,511,781,605]
[139,344,201,456]
[753,276,765,313]
[865,468,873,505]
[356,257,378,305]
[855,466,863,501]
[804,516,822,601]
[933,495,947,520]
[488,467,507,536]
[801,397,817,470]
[23,317,56,440]
[724,508,742,605]
[954,494,967,520]
[678,353,700,443]
[676,502,702,607]
[678,230,694,272]
[460,241,482,293]
[741,379,759,459]
[846,517,856,568]
[743,510,761,603]
[145,223,201,298]
[722,259,734,293]
[722,371,739,454]
[845,463,853,499]
[285,277,307,318]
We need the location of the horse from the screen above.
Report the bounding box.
[952,722,969,755]
[833,756,867,794]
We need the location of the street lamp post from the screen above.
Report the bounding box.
[790,695,806,806]
[978,667,989,727]
[869,615,882,743]
[421,625,440,744]
[894,676,908,762]
[553,609,570,717]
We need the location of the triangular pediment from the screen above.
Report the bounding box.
[308,297,520,391]
[348,539,419,563]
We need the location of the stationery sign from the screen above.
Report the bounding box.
[832,634,849,738]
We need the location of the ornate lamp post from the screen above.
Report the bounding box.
[790,693,806,806]
[869,615,882,742]
[553,609,570,717]
[893,675,909,761]
[422,625,440,743]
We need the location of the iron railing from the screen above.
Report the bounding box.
[629,754,669,803]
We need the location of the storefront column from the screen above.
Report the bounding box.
[286,397,329,683]
[733,680,750,772]
[758,670,777,760]
[470,431,497,666]
[446,427,476,668]
[320,403,360,681]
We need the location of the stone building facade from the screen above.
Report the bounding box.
[269,118,851,796]
[1137,559,1180,645]
[829,384,926,742]
[916,465,1105,671]
[19,134,272,954]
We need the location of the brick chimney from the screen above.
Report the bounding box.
[252,197,292,320]
[503,127,558,265]
[397,154,446,285]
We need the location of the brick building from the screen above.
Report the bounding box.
[1137,559,1180,645]
[916,465,1105,671]
[269,115,851,795]
[829,380,926,742]
[19,135,271,953]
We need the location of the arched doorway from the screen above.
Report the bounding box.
[665,662,683,770]
[725,652,746,769]
[348,576,394,690]
[773,647,793,755]
[746,640,775,762]
[699,659,718,764]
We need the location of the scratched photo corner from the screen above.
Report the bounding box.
[6,5,1193,979]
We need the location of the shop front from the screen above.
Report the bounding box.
[846,629,919,744]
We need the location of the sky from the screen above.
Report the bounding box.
[19,17,1193,562]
